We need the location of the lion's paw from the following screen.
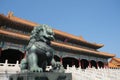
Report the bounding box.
[30,66,43,72]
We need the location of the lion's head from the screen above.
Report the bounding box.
[30,24,55,43]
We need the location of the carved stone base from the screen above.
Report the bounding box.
[9,72,72,80]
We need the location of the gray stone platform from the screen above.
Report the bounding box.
[9,72,72,80]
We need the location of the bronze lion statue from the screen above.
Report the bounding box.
[20,24,64,73]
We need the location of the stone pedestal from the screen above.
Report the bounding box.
[9,72,72,80]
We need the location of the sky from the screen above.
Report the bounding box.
[0,0,120,57]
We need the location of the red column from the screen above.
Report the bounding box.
[97,61,99,69]
[19,51,26,62]
[104,63,106,68]
[60,56,62,64]
[81,60,84,69]
[105,63,109,68]
[79,58,81,68]
[72,60,74,66]
[89,60,91,68]
[107,63,109,68]
[23,50,26,58]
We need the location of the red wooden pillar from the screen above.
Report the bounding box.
[60,56,62,64]
[19,50,26,63]
[23,50,26,58]
[105,63,109,68]
[81,60,84,69]
[79,58,81,68]
[97,61,99,69]
[107,63,109,68]
[104,63,106,68]
[89,60,91,68]
[72,60,74,66]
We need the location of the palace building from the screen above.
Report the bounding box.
[0,12,116,69]
[109,57,120,68]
